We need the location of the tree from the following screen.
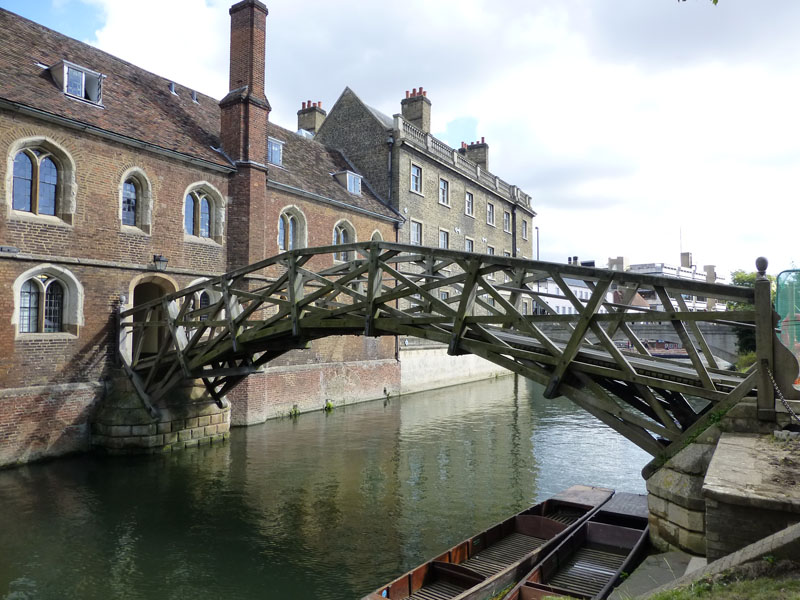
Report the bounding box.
[728,269,775,355]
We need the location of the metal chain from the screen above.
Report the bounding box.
[766,367,800,425]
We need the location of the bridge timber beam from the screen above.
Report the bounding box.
[118,242,778,459]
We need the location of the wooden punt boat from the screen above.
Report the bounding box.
[362,485,613,600]
[501,492,650,600]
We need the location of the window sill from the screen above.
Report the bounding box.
[438,201,451,208]
[121,224,151,237]
[16,332,78,341]
[503,229,512,235]
[9,210,72,228]
[465,212,475,219]
[486,222,496,228]
[409,189,425,198]
[184,233,222,246]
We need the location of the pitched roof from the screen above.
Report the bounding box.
[0,8,228,168]
[266,121,400,222]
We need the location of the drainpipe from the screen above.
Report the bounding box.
[511,205,518,257]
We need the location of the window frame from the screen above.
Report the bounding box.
[410,163,423,195]
[119,168,153,235]
[522,219,528,240]
[53,60,104,105]
[465,191,474,217]
[438,178,450,207]
[486,202,495,226]
[438,228,449,250]
[503,210,512,233]
[11,148,59,217]
[267,137,284,167]
[347,172,362,195]
[465,237,474,253]
[410,220,423,246]
[13,265,83,337]
[183,184,224,243]
[333,220,356,262]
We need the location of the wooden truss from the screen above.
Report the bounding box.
[118,242,760,457]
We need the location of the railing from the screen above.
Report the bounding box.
[118,243,776,460]
[395,115,526,207]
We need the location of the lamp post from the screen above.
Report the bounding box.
[535,226,539,260]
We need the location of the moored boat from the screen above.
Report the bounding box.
[501,492,650,600]
[362,485,614,600]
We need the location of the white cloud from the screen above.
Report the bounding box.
[79,0,800,277]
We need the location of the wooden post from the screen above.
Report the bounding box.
[755,256,776,421]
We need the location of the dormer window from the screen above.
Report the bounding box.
[268,137,284,166]
[50,61,104,105]
[333,170,362,195]
[347,172,362,195]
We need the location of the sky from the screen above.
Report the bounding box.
[3,0,800,278]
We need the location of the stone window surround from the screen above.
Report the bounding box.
[410,162,423,196]
[503,210,512,233]
[12,263,84,338]
[465,190,474,218]
[522,219,528,240]
[486,201,496,227]
[410,219,423,245]
[438,177,450,207]
[5,136,77,225]
[370,230,383,241]
[118,166,153,235]
[465,236,474,253]
[182,181,226,244]
[332,218,356,262]
[277,204,308,251]
[438,228,449,250]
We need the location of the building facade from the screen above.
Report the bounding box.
[0,1,403,466]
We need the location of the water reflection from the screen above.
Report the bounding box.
[0,375,648,600]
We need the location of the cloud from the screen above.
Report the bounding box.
[74,0,800,277]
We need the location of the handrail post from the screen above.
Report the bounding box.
[755,256,776,421]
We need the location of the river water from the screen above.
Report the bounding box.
[0,375,649,600]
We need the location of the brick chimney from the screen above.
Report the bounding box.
[220,0,271,271]
[297,100,327,135]
[219,0,270,163]
[459,137,489,171]
[400,87,431,133]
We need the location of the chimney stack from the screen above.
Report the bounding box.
[458,137,489,171]
[400,86,432,133]
[680,252,693,269]
[298,100,327,135]
[219,0,270,163]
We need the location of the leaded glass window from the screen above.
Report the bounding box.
[12,152,33,212]
[44,281,63,333]
[122,180,137,226]
[19,280,39,333]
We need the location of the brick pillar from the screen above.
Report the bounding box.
[220,0,270,271]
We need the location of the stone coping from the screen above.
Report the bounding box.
[702,433,800,514]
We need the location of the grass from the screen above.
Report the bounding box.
[648,559,800,600]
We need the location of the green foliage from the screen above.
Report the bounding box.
[288,405,300,418]
[728,270,775,355]
[735,351,757,372]
[324,400,334,413]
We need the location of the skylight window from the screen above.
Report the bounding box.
[50,60,104,105]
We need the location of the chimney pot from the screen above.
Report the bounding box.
[318,101,322,108]
[405,90,409,98]
[307,99,311,106]
[302,101,306,109]
[481,136,485,144]
[422,90,427,97]
[412,88,417,96]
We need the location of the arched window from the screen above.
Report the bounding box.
[18,275,64,333]
[277,207,307,252]
[333,220,355,261]
[371,230,383,241]
[11,149,58,215]
[279,213,298,251]
[199,196,211,238]
[122,179,138,226]
[198,290,211,321]
[184,185,224,242]
[184,195,194,235]
[19,280,39,333]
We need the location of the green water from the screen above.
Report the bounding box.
[0,375,648,599]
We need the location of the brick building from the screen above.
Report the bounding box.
[0,1,401,466]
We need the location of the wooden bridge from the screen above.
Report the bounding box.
[118,243,790,459]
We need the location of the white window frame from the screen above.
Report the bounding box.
[51,61,104,105]
[347,172,362,195]
[487,202,495,226]
[438,178,450,206]
[267,137,284,166]
[503,211,511,233]
[465,191,474,217]
[439,229,449,250]
[522,219,528,240]
[410,163,423,194]
[465,237,474,253]
[410,220,422,245]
